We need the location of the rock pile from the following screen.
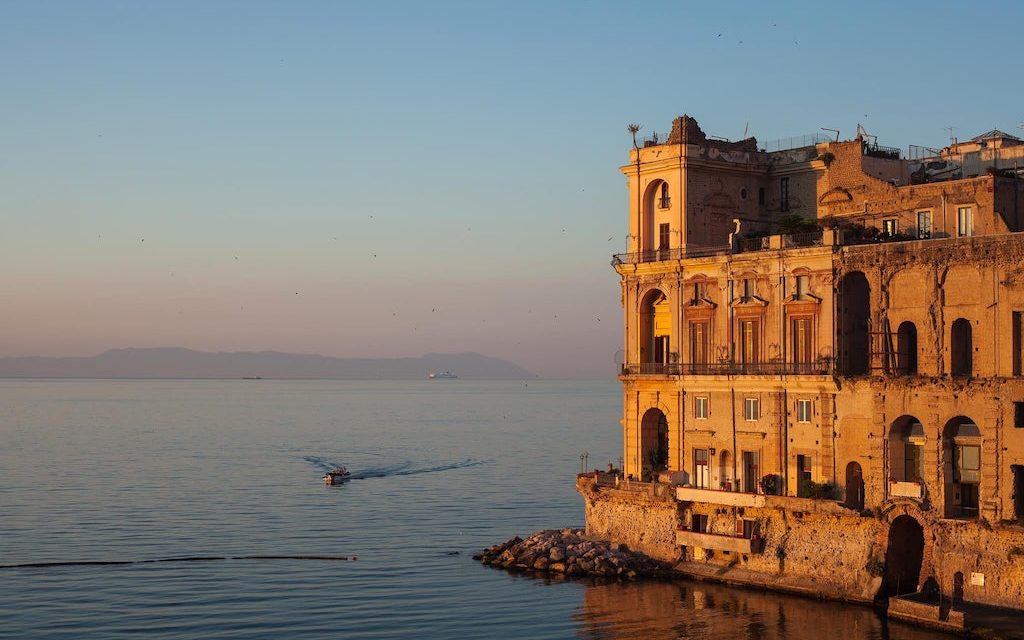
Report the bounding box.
[473,528,671,579]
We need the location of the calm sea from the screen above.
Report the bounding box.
[0,379,945,639]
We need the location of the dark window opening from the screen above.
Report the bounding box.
[951,318,973,377]
[1013,311,1023,377]
[1013,465,1024,521]
[796,455,812,496]
[758,187,765,205]
[691,513,708,533]
[658,223,670,251]
[1015,402,1024,429]
[897,321,918,375]
[658,182,671,209]
[780,178,790,212]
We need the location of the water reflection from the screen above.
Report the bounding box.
[575,579,947,640]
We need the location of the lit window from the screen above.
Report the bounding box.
[740,320,760,365]
[797,399,812,423]
[693,449,709,489]
[957,207,974,237]
[744,397,759,421]
[916,210,932,239]
[695,396,709,420]
[882,218,898,236]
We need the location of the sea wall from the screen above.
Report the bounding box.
[576,476,1024,612]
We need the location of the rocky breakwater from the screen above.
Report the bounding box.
[473,528,671,579]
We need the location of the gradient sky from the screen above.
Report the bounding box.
[2,1,1023,378]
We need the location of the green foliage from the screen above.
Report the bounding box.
[865,556,885,577]
[760,473,782,496]
[797,480,840,500]
[817,151,835,167]
[777,214,818,235]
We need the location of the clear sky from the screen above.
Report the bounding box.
[2,1,1022,378]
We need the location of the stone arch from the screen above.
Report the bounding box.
[896,321,918,375]
[884,515,925,596]
[642,179,668,253]
[942,416,982,519]
[889,415,925,484]
[845,461,864,510]
[639,288,671,368]
[640,407,669,478]
[951,318,973,377]
[837,271,871,375]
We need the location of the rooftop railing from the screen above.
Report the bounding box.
[620,359,835,377]
[611,231,825,266]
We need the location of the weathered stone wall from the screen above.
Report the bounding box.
[931,519,1024,610]
[578,478,680,563]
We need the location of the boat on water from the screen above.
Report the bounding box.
[428,371,458,379]
[323,467,351,485]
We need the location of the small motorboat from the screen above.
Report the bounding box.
[323,467,351,485]
[428,371,458,379]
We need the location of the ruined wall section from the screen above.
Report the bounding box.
[578,479,680,563]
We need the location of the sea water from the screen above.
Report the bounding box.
[0,379,946,639]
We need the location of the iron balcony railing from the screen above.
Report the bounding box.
[657,196,671,209]
[611,244,730,266]
[612,231,825,266]
[620,359,835,377]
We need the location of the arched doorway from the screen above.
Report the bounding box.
[942,416,982,518]
[837,272,870,375]
[639,289,670,371]
[845,461,864,510]
[884,515,925,596]
[718,450,733,491]
[641,180,668,255]
[640,408,669,479]
[951,318,973,377]
[896,321,918,375]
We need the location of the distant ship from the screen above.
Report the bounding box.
[241,376,262,380]
[428,371,458,379]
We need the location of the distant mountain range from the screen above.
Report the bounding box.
[0,348,538,380]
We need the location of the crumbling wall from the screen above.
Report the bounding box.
[577,478,680,563]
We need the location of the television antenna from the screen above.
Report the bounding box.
[944,125,958,146]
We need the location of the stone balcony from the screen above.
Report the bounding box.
[889,480,925,499]
[676,486,766,508]
[676,530,755,554]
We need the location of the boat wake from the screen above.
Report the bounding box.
[303,455,487,480]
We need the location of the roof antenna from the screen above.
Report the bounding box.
[821,127,840,142]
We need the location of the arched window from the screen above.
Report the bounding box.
[897,321,918,375]
[639,289,670,370]
[951,318,973,377]
[943,417,982,518]
[838,272,870,375]
[658,182,670,209]
[640,408,669,478]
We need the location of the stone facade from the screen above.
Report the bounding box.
[588,115,1024,614]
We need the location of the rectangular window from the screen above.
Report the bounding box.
[741,451,759,493]
[916,210,932,239]
[956,444,981,484]
[659,223,670,250]
[740,320,760,365]
[791,317,813,365]
[740,519,756,540]
[693,448,710,488]
[758,187,765,206]
[905,443,923,483]
[797,454,813,496]
[1013,311,1023,376]
[796,399,812,423]
[691,513,708,533]
[958,206,974,237]
[780,177,790,212]
[744,397,759,421]
[695,396,709,420]
[1016,402,1024,429]
[794,274,810,300]
[689,322,709,366]
[882,218,898,236]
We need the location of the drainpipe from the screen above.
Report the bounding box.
[783,387,790,495]
[731,387,739,490]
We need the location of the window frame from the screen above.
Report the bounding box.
[744,397,759,422]
[694,396,709,420]
[957,206,974,237]
[916,210,932,239]
[796,398,812,423]
[882,218,898,236]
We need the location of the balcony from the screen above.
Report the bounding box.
[889,480,925,500]
[676,530,755,554]
[620,359,834,377]
[676,486,766,508]
[612,245,729,266]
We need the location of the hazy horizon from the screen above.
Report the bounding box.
[4,1,1024,377]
